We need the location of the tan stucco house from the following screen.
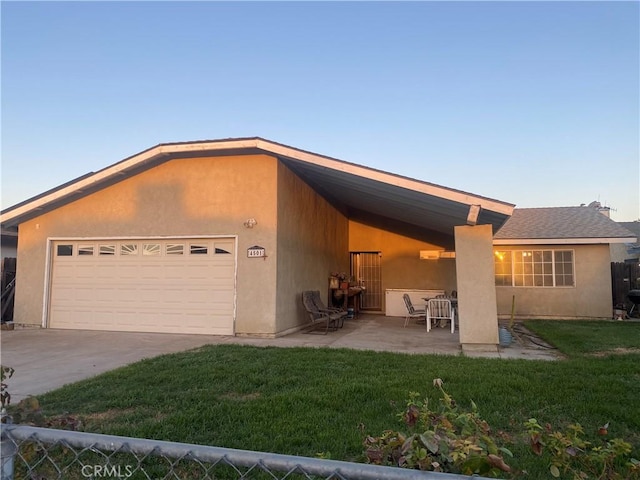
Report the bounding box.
[493,206,637,319]
[0,138,514,352]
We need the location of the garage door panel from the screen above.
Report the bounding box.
[92,311,116,328]
[96,265,118,278]
[114,288,140,303]
[211,267,235,279]
[95,288,117,302]
[140,265,164,277]
[53,264,75,280]
[184,265,215,279]
[49,308,81,328]
[164,265,188,280]
[210,289,234,302]
[50,238,236,335]
[74,264,97,279]
[136,291,166,306]
[51,285,75,303]
[118,265,140,279]
[74,287,96,303]
[160,288,188,304]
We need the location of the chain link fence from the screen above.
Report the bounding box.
[1,424,477,480]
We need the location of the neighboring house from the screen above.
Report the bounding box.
[611,221,640,264]
[1,227,18,259]
[493,206,637,319]
[0,137,514,352]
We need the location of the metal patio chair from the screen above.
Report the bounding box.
[310,290,347,327]
[402,293,427,327]
[426,298,455,333]
[301,291,344,334]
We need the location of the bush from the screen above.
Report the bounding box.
[525,418,640,480]
[364,378,513,477]
[364,379,639,479]
[1,365,81,429]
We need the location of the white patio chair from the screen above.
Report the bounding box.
[426,298,455,333]
[402,294,426,327]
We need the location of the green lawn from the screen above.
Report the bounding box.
[524,320,640,357]
[33,321,640,478]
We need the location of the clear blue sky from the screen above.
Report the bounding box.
[2,1,639,221]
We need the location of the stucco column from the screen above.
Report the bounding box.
[454,225,499,352]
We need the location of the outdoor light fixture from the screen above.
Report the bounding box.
[243,218,258,228]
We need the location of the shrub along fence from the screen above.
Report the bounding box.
[0,424,480,480]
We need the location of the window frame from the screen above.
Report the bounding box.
[166,244,185,255]
[78,245,95,256]
[142,243,161,256]
[494,248,575,288]
[56,244,74,257]
[99,244,116,256]
[189,244,209,255]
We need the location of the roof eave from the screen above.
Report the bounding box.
[254,139,514,216]
[1,138,514,229]
[493,237,638,245]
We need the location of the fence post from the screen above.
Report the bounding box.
[0,433,16,480]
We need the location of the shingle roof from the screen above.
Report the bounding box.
[620,221,640,237]
[619,222,640,256]
[494,207,637,240]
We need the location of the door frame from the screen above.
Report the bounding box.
[43,235,239,330]
[350,251,383,311]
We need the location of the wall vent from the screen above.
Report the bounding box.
[419,250,441,260]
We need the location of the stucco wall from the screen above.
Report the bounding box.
[495,244,613,319]
[275,162,349,333]
[349,221,457,311]
[455,225,498,351]
[14,154,280,334]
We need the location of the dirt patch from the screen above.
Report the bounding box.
[81,407,137,421]
[79,407,169,426]
[588,347,640,357]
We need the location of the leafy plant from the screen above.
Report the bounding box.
[525,418,640,480]
[364,378,513,477]
[1,366,81,429]
[1,365,15,409]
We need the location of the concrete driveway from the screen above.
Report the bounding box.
[1,315,558,401]
[1,329,231,401]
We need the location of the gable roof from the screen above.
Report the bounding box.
[0,137,514,237]
[494,206,637,245]
[619,221,640,256]
[619,221,640,237]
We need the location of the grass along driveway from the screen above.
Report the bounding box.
[23,321,640,478]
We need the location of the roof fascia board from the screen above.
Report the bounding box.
[0,140,262,224]
[493,237,637,245]
[1,146,170,224]
[256,139,514,216]
[2,137,514,225]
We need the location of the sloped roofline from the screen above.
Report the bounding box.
[493,206,637,245]
[1,137,514,227]
[493,237,634,245]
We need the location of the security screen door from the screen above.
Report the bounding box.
[350,252,382,311]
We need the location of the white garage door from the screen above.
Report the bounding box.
[49,238,236,335]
